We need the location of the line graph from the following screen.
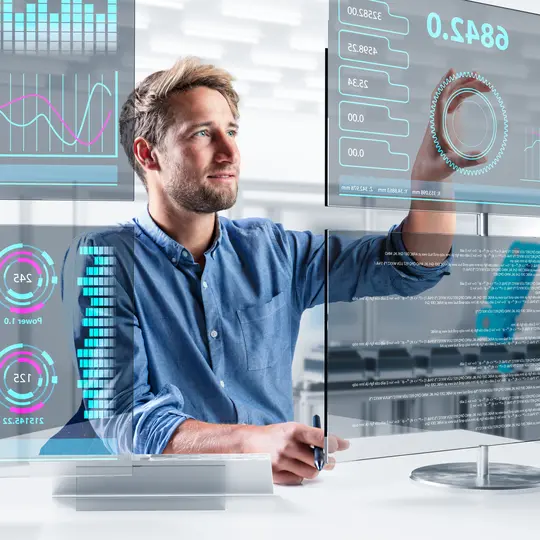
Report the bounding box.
[0,87,113,147]
[525,139,540,153]
[0,72,118,159]
[523,128,540,183]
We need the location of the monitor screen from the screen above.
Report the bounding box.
[327,0,540,216]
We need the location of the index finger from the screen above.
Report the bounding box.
[447,74,490,94]
[327,433,350,453]
[294,425,350,452]
[433,70,491,149]
[447,80,492,114]
[439,71,491,115]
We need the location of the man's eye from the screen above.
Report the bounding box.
[194,130,209,137]
[228,130,238,137]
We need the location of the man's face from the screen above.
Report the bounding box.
[157,86,241,213]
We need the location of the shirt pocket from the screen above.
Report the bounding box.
[236,291,290,371]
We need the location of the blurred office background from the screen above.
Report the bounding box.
[1,0,540,397]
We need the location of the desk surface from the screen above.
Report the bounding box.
[0,431,539,540]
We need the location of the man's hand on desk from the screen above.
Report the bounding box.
[241,422,350,486]
[163,419,350,486]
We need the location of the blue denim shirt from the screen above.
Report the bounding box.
[64,208,451,455]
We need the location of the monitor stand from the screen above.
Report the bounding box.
[410,445,540,490]
[50,454,275,511]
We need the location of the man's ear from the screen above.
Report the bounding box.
[133,137,161,172]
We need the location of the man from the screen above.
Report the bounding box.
[63,58,489,485]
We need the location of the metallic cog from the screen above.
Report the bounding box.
[429,71,508,176]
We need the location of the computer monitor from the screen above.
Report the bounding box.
[327,0,540,216]
[0,224,135,462]
[0,0,135,201]
[0,224,275,510]
[325,228,540,489]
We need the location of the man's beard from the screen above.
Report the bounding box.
[164,166,238,214]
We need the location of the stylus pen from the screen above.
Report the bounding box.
[313,414,324,471]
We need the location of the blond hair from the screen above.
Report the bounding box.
[119,57,240,188]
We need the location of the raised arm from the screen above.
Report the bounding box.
[403,68,491,265]
[271,222,451,312]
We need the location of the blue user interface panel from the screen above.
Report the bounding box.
[327,0,540,215]
[0,0,134,200]
[0,226,134,460]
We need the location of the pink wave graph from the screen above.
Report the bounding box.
[0,93,112,147]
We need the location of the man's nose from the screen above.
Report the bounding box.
[214,134,238,163]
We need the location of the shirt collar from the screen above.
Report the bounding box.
[134,206,223,265]
[208,214,223,258]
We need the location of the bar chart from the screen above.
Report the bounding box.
[0,0,118,54]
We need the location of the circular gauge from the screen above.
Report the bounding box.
[430,71,508,176]
[0,244,57,314]
[0,344,57,414]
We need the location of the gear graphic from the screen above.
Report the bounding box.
[429,71,508,176]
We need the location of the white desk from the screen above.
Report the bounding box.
[1,431,539,540]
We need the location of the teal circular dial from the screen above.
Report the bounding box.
[430,71,508,176]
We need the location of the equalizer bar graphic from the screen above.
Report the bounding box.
[0,0,118,54]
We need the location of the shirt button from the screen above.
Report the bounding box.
[171,258,177,264]
[202,281,208,289]
[182,250,189,258]
[210,330,218,339]
[220,380,225,388]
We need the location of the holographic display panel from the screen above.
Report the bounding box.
[325,229,540,462]
[0,0,134,200]
[327,0,540,215]
[0,225,134,461]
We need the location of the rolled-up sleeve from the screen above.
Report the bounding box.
[383,222,452,288]
[272,220,452,312]
[62,230,194,455]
